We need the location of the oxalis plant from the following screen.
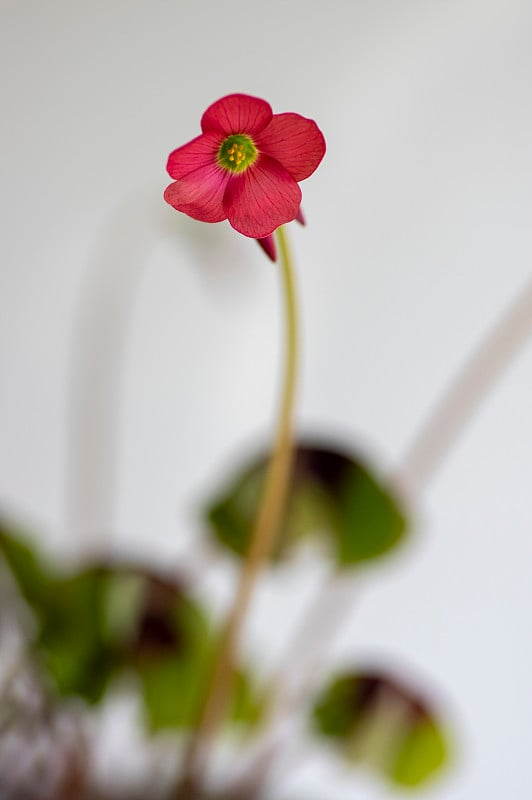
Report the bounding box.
[1,92,530,800]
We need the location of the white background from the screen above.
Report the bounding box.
[1,1,532,797]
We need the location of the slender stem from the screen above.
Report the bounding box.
[396,274,532,496]
[176,225,299,796]
[263,568,351,725]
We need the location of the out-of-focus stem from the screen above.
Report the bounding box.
[396,274,532,497]
[176,225,299,797]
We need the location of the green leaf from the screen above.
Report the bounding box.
[129,576,213,731]
[138,651,211,731]
[206,442,408,567]
[0,519,117,702]
[231,668,266,727]
[136,634,265,733]
[209,462,266,557]
[312,670,450,788]
[0,518,54,610]
[38,567,117,703]
[390,716,447,787]
[335,466,405,563]
[0,521,265,733]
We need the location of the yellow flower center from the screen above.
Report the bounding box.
[218,134,258,173]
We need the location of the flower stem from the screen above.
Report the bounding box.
[396,274,532,497]
[176,225,299,796]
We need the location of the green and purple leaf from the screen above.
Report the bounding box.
[0,519,264,731]
[312,670,450,787]
[206,441,408,567]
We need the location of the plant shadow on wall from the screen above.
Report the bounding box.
[2,93,531,800]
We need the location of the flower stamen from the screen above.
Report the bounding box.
[218,134,257,173]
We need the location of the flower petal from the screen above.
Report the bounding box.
[223,155,302,239]
[256,235,277,262]
[201,94,272,136]
[164,163,230,223]
[255,113,326,181]
[166,132,222,180]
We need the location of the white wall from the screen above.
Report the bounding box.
[1,1,532,797]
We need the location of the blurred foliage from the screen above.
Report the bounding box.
[0,518,263,732]
[207,441,408,567]
[312,670,449,788]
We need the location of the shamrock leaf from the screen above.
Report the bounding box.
[312,669,449,788]
[207,441,407,567]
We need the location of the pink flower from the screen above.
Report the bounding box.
[164,94,325,240]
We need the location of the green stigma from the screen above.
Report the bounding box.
[217,134,258,173]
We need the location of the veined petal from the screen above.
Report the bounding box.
[166,132,222,180]
[223,156,301,239]
[201,94,272,136]
[164,163,230,223]
[255,113,326,181]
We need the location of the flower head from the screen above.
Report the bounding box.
[164,94,325,239]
